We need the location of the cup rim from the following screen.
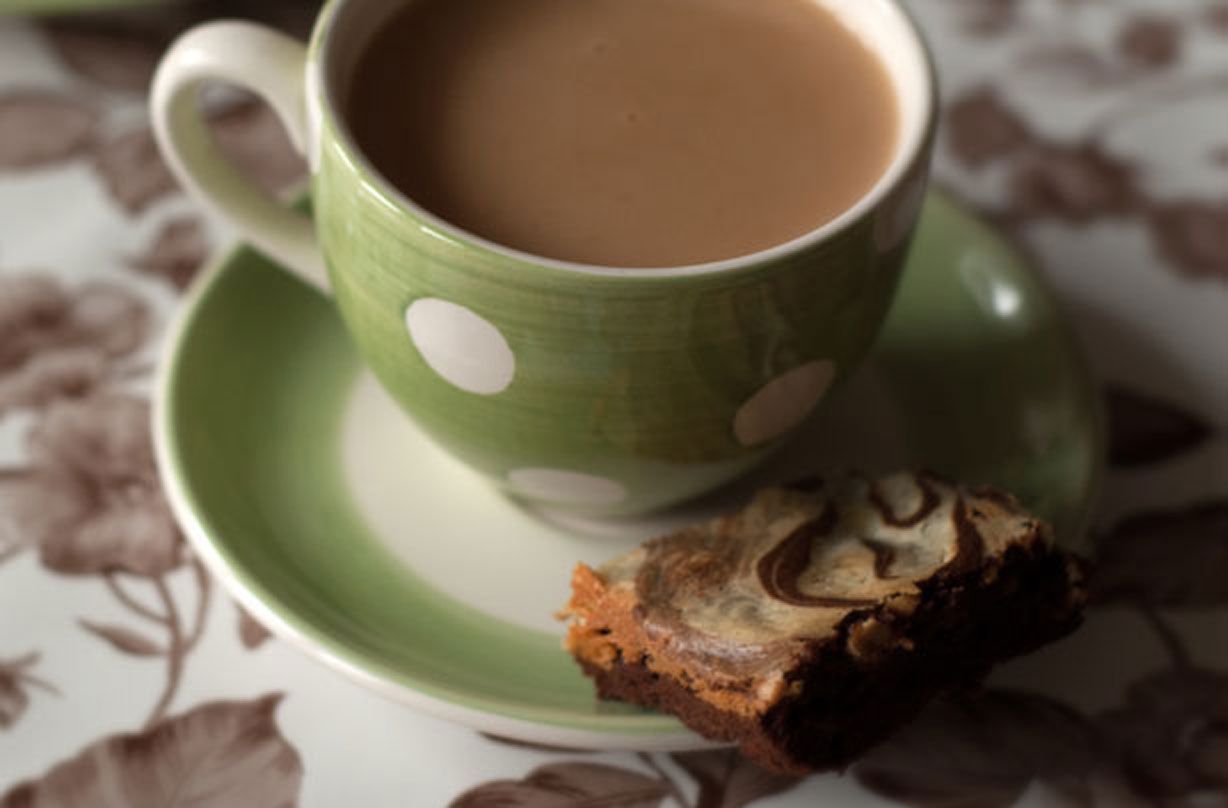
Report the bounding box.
[313,0,938,279]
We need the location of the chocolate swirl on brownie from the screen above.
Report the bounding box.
[755,510,878,609]
[622,472,1014,662]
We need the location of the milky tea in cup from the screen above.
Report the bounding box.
[347,0,901,268]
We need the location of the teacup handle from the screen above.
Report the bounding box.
[152,21,329,293]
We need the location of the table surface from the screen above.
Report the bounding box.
[1,1,1227,806]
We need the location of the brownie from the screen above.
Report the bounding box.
[560,471,1087,774]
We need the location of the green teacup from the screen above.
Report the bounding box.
[152,0,936,516]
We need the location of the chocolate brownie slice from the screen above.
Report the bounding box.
[561,472,1087,774]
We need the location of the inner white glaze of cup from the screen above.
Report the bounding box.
[310,0,936,278]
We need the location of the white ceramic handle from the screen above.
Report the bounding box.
[152,21,328,292]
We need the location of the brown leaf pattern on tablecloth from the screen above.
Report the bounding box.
[1106,385,1212,468]
[237,605,272,650]
[945,88,1034,169]
[670,749,802,808]
[1209,4,1228,34]
[0,653,57,731]
[1148,200,1228,281]
[91,126,178,215]
[1116,16,1182,69]
[0,275,149,416]
[952,0,1019,36]
[209,100,308,194]
[1007,144,1139,224]
[0,469,46,563]
[1091,502,1228,608]
[451,762,673,807]
[943,90,1147,226]
[6,394,182,577]
[0,92,97,170]
[0,670,31,732]
[0,694,303,807]
[79,620,164,657]
[0,390,217,726]
[128,217,212,291]
[944,0,1104,38]
[1098,670,1228,801]
[92,99,305,215]
[943,49,1228,281]
[1018,43,1131,88]
[853,691,1108,807]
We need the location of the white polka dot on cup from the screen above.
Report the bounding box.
[733,360,837,447]
[405,298,515,395]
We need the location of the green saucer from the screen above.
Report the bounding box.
[154,192,1102,749]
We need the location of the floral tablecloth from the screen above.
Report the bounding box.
[1,1,1226,805]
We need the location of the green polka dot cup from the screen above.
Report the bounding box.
[151,0,937,516]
